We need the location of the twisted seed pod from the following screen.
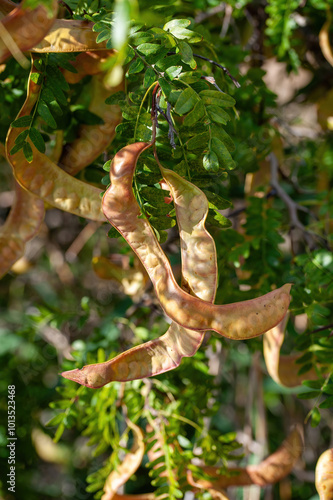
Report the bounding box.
[102,420,145,500]
[102,142,291,338]
[5,56,105,221]
[263,315,317,387]
[316,449,333,499]
[187,428,303,489]
[0,0,58,63]
[62,156,218,386]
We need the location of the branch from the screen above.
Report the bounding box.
[269,153,319,249]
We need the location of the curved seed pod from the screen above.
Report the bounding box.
[263,315,317,387]
[188,428,303,489]
[101,420,145,500]
[315,449,333,499]
[32,19,109,53]
[160,165,217,302]
[102,142,291,338]
[0,180,44,279]
[187,470,231,500]
[60,74,122,176]
[0,0,58,63]
[62,158,218,387]
[0,143,45,279]
[0,0,16,18]
[319,12,333,67]
[5,57,105,221]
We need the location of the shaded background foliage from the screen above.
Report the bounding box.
[0,0,333,499]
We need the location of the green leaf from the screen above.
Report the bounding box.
[128,58,145,74]
[207,105,231,125]
[96,29,110,43]
[37,100,57,129]
[105,91,126,105]
[44,80,67,106]
[164,19,191,31]
[211,137,235,170]
[165,65,182,81]
[46,65,69,92]
[319,395,333,409]
[168,27,202,43]
[211,126,235,152]
[158,77,172,98]
[11,116,32,128]
[186,131,209,150]
[14,130,29,144]
[183,99,205,126]
[29,127,45,154]
[10,142,25,155]
[204,190,232,210]
[174,87,199,115]
[45,413,65,427]
[207,209,232,228]
[30,72,43,84]
[178,41,196,69]
[137,43,161,56]
[199,90,236,107]
[143,67,156,88]
[310,407,321,427]
[149,215,176,230]
[302,379,322,390]
[141,187,168,208]
[23,142,33,163]
[297,390,320,399]
[203,151,219,172]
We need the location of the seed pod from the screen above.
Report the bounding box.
[187,428,303,489]
[102,420,145,500]
[5,56,105,221]
[0,0,58,63]
[316,449,333,499]
[263,315,317,387]
[102,142,291,338]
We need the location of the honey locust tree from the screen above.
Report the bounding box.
[0,1,333,500]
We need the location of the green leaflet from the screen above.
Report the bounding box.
[211,137,236,170]
[174,87,199,115]
[199,89,236,107]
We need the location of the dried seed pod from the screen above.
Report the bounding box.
[5,56,105,221]
[62,142,290,388]
[316,449,333,499]
[102,142,291,338]
[32,19,109,53]
[0,181,44,279]
[102,420,145,500]
[0,0,58,63]
[62,161,217,387]
[263,315,317,387]
[188,428,303,489]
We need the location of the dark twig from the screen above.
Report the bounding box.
[58,0,74,16]
[201,75,224,93]
[269,153,319,249]
[192,53,241,88]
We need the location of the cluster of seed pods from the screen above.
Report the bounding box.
[1,11,122,277]
[62,141,291,387]
[98,422,302,499]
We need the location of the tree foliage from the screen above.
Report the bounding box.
[1,0,333,499]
